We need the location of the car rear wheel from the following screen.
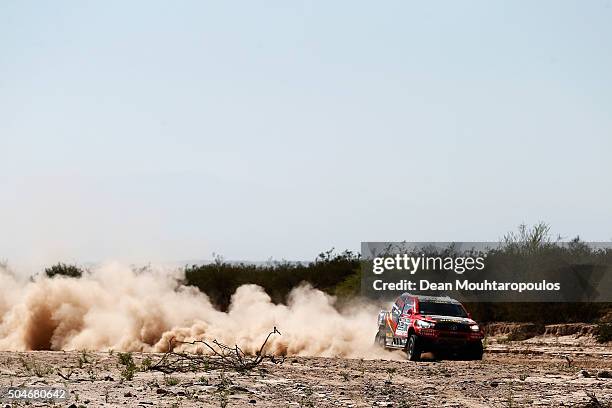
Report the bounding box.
[374,332,386,348]
[406,334,422,361]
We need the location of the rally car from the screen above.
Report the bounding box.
[375,293,484,361]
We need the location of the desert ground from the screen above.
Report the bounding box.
[1,331,611,408]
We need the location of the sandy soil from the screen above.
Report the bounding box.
[1,335,611,408]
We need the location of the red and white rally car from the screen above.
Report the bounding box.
[375,293,484,360]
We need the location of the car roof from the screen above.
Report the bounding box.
[398,292,461,305]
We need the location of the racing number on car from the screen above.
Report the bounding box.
[396,317,409,336]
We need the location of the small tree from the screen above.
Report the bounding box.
[44,263,83,278]
[502,221,554,252]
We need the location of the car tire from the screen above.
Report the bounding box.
[463,341,483,360]
[406,334,422,361]
[474,341,484,360]
[374,332,386,348]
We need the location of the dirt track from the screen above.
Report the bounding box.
[1,335,611,407]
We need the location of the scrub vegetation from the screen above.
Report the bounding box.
[183,249,361,309]
[39,223,611,324]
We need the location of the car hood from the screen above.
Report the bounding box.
[419,315,476,325]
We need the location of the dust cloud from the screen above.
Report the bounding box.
[0,263,399,359]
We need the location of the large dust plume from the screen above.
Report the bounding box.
[0,263,399,359]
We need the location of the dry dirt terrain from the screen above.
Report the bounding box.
[1,333,611,408]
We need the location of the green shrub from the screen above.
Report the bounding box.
[164,375,180,386]
[333,268,361,299]
[184,249,360,310]
[117,352,133,366]
[182,240,611,323]
[141,356,152,370]
[117,352,137,381]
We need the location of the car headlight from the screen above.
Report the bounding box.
[415,320,435,329]
[469,324,480,332]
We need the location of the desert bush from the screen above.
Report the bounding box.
[19,356,53,377]
[44,263,83,278]
[141,356,153,370]
[184,249,360,309]
[184,235,610,323]
[164,375,180,386]
[35,223,611,325]
[117,352,137,381]
[463,224,612,324]
[467,302,608,324]
[596,323,612,343]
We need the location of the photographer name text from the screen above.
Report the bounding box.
[372,279,561,293]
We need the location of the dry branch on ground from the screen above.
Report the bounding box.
[150,327,284,374]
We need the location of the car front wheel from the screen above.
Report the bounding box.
[406,334,422,361]
[468,341,484,360]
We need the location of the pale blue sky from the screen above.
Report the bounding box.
[1,1,611,269]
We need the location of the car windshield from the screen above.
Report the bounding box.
[418,301,467,317]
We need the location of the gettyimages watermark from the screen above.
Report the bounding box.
[361,242,612,302]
